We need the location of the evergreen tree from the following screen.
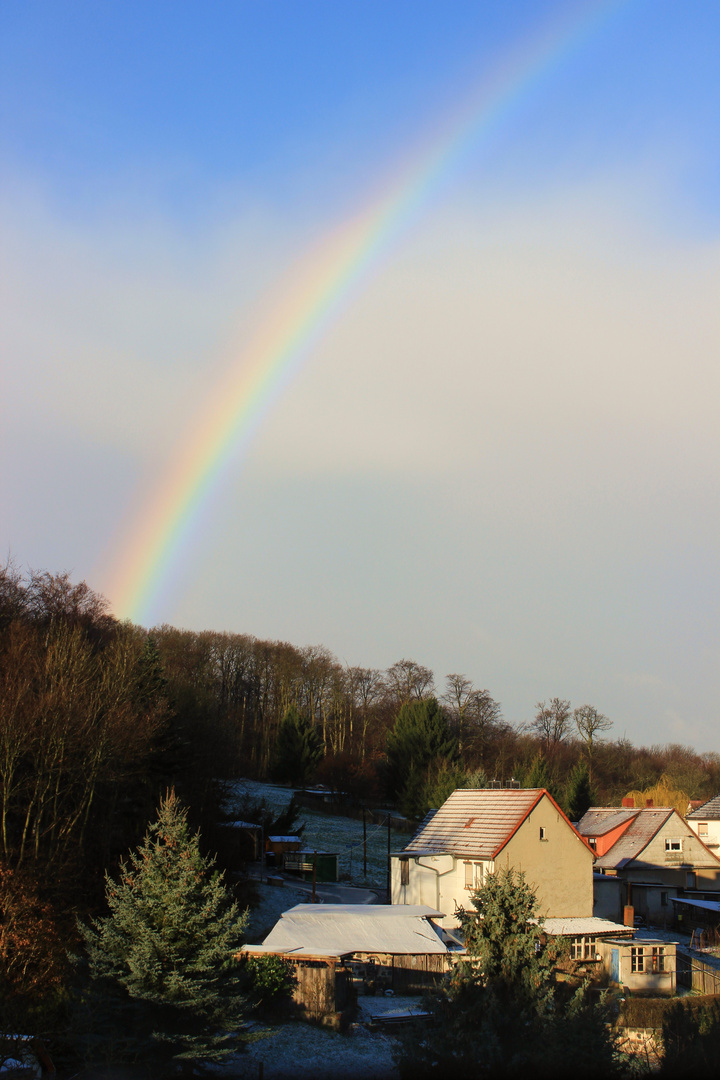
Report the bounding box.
[396,867,622,1080]
[386,697,457,814]
[521,753,562,803]
[80,791,248,1070]
[565,760,595,822]
[270,706,323,786]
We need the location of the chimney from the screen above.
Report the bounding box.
[622,797,634,808]
[646,799,654,808]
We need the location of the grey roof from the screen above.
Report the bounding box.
[577,809,639,837]
[580,809,674,870]
[244,903,449,957]
[542,917,633,937]
[688,794,720,821]
[671,897,720,913]
[403,788,560,859]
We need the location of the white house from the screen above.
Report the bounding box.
[686,794,720,853]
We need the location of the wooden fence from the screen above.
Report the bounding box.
[676,950,720,994]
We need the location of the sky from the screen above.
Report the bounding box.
[1,0,719,749]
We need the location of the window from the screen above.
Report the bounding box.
[699,822,709,836]
[651,947,665,972]
[660,891,668,907]
[400,858,409,886]
[464,862,483,889]
[539,827,547,841]
[570,936,597,960]
[588,837,597,849]
[665,838,682,852]
[686,872,697,889]
[631,947,645,973]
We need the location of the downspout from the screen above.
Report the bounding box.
[416,857,457,912]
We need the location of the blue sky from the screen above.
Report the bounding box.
[2,0,719,749]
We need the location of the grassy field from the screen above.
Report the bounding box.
[226,779,409,889]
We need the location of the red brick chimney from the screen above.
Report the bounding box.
[646,799,654,808]
[622,797,634,808]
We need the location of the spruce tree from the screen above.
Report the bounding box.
[565,760,595,822]
[396,867,622,1080]
[270,705,323,786]
[80,791,248,1070]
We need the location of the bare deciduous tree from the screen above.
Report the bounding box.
[443,673,502,758]
[574,704,612,758]
[532,698,572,747]
[385,659,434,705]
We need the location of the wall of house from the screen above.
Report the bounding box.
[629,815,720,894]
[687,818,720,854]
[498,796,594,917]
[593,873,623,921]
[391,853,455,913]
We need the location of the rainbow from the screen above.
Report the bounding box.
[106,0,625,625]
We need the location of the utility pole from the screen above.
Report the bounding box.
[363,808,367,879]
[386,814,391,903]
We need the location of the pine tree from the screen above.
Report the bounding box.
[270,705,323,786]
[565,760,595,822]
[386,697,457,809]
[396,867,622,1080]
[80,791,248,1069]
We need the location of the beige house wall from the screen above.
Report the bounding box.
[392,792,593,924]
[628,815,720,891]
[499,796,594,917]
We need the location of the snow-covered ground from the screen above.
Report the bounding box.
[216,1019,401,1080]
[226,780,408,889]
[215,995,425,1080]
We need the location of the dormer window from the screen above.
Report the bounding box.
[588,837,597,849]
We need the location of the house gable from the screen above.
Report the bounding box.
[393,788,594,924]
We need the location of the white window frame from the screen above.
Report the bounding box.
[570,936,597,961]
[631,947,645,973]
[464,861,483,890]
[651,947,665,972]
[665,838,683,852]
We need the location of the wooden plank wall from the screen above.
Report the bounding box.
[677,950,720,994]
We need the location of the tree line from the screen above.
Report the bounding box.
[2,560,720,1052]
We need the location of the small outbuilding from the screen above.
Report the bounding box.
[242,903,461,1023]
[595,936,678,995]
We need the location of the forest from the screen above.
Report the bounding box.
[1,560,719,1068]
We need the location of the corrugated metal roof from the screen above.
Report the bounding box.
[671,897,720,912]
[249,903,449,957]
[688,794,720,821]
[576,809,638,836]
[402,788,546,859]
[542,917,633,936]
[587,809,674,869]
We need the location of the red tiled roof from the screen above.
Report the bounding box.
[576,808,639,837]
[403,788,546,859]
[581,808,674,869]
